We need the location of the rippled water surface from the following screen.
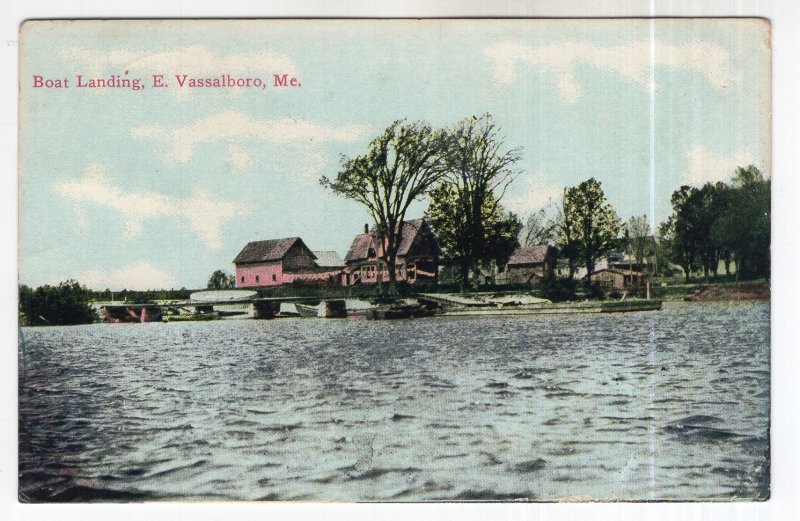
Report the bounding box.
[18,301,769,501]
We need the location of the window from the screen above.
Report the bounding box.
[241,276,245,283]
[272,274,277,282]
[255,275,260,283]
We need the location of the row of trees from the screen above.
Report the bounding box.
[658,165,770,281]
[322,113,770,289]
[521,166,770,283]
[321,114,523,291]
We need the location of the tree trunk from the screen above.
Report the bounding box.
[385,255,398,295]
[683,263,690,283]
[460,260,470,291]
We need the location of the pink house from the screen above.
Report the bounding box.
[342,219,440,286]
[232,237,341,288]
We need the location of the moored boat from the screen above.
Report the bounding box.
[295,303,322,318]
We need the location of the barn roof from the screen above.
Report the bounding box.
[312,250,345,268]
[233,237,315,264]
[344,219,428,263]
[508,245,553,266]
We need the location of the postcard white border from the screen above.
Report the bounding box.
[2,1,798,521]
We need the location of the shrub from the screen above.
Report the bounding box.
[19,280,97,326]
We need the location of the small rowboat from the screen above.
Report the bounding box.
[295,303,322,318]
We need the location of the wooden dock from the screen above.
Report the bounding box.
[440,299,662,317]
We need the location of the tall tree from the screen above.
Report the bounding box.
[695,182,730,280]
[661,165,769,282]
[554,191,580,278]
[656,217,676,278]
[664,185,703,282]
[562,178,621,277]
[207,270,235,290]
[321,120,449,291]
[623,214,652,267]
[521,204,558,247]
[720,165,770,279]
[425,114,521,284]
[425,183,522,284]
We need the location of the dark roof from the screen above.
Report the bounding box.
[344,219,428,263]
[344,233,374,263]
[312,250,345,268]
[508,245,553,266]
[233,237,314,264]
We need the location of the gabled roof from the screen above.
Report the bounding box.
[508,245,553,266]
[344,233,375,263]
[344,219,432,263]
[233,237,315,264]
[312,250,345,268]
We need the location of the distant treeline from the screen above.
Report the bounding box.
[19,280,96,326]
[517,167,770,284]
[89,287,195,302]
[658,165,770,281]
[18,284,200,326]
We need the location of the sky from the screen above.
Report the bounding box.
[18,19,771,290]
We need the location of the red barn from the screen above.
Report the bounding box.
[233,237,341,288]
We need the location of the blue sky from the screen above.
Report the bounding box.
[19,19,770,290]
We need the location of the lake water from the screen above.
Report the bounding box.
[18,301,770,502]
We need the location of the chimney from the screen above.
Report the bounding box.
[364,223,369,234]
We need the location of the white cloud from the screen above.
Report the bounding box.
[55,164,249,250]
[59,45,297,98]
[132,110,371,165]
[485,39,731,104]
[680,146,758,186]
[76,262,177,291]
[227,145,253,170]
[505,172,563,215]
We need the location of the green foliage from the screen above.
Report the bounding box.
[89,287,193,303]
[484,208,524,269]
[19,280,96,326]
[718,166,770,279]
[561,178,621,276]
[623,214,653,265]
[660,165,769,282]
[321,119,450,290]
[424,114,522,286]
[531,277,577,302]
[425,183,522,283]
[207,269,235,290]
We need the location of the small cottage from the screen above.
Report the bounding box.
[501,245,557,284]
[585,268,647,292]
[342,219,440,285]
[233,237,341,288]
